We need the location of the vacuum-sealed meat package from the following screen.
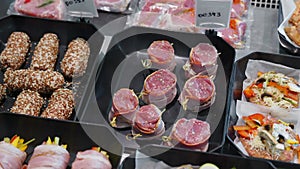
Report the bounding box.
[8,0,67,20]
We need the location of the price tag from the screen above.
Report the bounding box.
[64,0,98,18]
[195,0,232,28]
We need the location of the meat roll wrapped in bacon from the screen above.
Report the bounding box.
[4,69,65,94]
[0,32,30,70]
[110,88,139,128]
[183,43,218,79]
[25,137,69,169]
[178,74,215,112]
[0,135,34,169]
[60,38,90,78]
[72,147,112,169]
[30,33,59,70]
[10,89,44,116]
[143,40,176,71]
[133,104,164,135]
[164,118,211,152]
[140,69,177,108]
[41,88,74,120]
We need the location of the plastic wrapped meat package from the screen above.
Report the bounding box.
[94,0,135,13]
[126,0,251,49]
[8,0,68,20]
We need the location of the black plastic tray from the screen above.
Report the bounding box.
[80,26,235,152]
[227,52,300,169]
[0,15,104,120]
[0,113,123,168]
[119,144,276,169]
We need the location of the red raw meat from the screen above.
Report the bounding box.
[189,43,218,68]
[134,104,162,134]
[183,43,218,79]
[72,149,112,169]
[172,118,210,147]
[0,141,26,169]
[141,69,177,108]
[14,0,65,20]
[178,75,215,112]
[147,40,176,71]
[111,88,139,124]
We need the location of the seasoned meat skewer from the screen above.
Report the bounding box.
[30,33,59,70]
[0,32,31,70]
[4,69,65,94]
[10,89,44,117]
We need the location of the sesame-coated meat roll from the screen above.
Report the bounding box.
[0,84,7,103]
[10,89,44,116]
[30,33,59,70]
[41,88,74,120]
[0,32,31,70]
[60,38,90,78]
[4,69,65,94]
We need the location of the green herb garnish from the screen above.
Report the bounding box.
[36,0,54,8]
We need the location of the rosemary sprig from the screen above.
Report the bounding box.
[36,0,54,8]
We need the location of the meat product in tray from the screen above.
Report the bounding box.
[243,71,300,109]
[30,33,59,71]
[10,89,44,116]
[0,15,104,121]
[0,32,31,70]
[163,118,211,151]
[41,88,74,120]
[4,69,65,94]
[71,147,112,169]
[183,43,218,79]
[14,0,66,20]
[110,88,139,128]
[143,40,176,71]
[178,75,216,112]
[140,69,177,109]
[61,38,91,78]
[92,27,235,151]
[233,112,299,163]
[24,137,70,169]
[0,84,7,103]
[132,104,165,136]
[0,135,34,169]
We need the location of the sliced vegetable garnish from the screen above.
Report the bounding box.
[44,136,67,149]
[3,135,35,151]
[36,0,54,8]
[91,147,109,158]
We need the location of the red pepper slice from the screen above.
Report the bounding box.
[248,113,265,126]
[24,0,31,3]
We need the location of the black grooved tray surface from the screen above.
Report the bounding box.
[0,113,123,168]
[81,26,235,152]
[227,52,300,169]
[0,15,104,120]
[119,144,276,169]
